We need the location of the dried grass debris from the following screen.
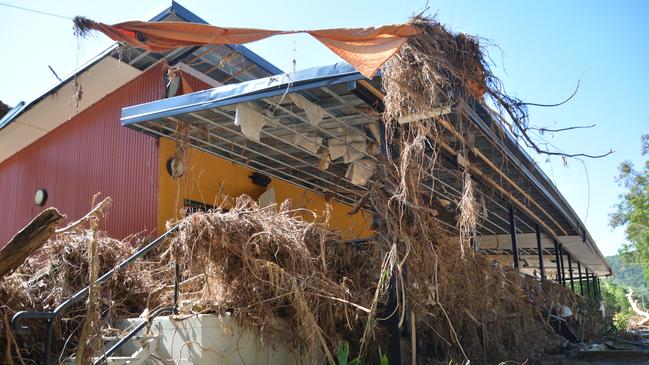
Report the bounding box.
[170,196,380,362]
[0,230,160,363]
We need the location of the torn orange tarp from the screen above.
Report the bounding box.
[77,18,420,78]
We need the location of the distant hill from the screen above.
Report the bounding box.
[607,254,647,289]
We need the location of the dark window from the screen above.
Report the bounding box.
[183,199,215,215]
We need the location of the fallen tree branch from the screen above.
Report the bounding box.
[484,92,614,159]
[55,197,111,234]
[516,80,580,108]
[626,288,649,325]
[530,123,597,134]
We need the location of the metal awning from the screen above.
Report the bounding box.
[120,62,611,277]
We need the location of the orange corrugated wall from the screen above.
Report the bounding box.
[162,71,373,239]
[0,63,167,246]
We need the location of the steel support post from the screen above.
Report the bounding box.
[509,206,520,269]
[567,253,575,292]
[535,224,545,279]
[553,240,562,283]
[577,261,583,296]
[558,244,566,287]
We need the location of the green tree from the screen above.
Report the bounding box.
[606,254,646,288]
[610,134,649,283]
[600,280,633,332]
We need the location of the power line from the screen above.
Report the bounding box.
[0,1,73,20]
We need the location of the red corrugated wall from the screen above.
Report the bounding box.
[0,63,167,245]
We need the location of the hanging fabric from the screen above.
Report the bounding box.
[74,17,420,79]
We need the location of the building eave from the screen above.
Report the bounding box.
[118,61,611,276]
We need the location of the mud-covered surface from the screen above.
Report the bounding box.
[542,329,649,364]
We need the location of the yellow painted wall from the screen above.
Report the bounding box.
[158,138,373,239]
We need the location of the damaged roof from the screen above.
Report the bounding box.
[120,61,612,277]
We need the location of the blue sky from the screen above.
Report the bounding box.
[1,1,647,255]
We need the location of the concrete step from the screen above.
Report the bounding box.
[101,335,157,342]
[65,335,157,365]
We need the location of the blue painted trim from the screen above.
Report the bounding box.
[167,1,208,23]
[0,102,26,130]
[121,62,363,125]
[149,4,175,22]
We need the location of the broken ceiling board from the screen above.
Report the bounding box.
[121,62,611,276]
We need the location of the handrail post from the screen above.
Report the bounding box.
[44,319,54,365]
[174,260,181,314]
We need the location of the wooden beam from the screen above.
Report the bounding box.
[436,115,568,236]
[0,208,64,278]
[358,79,384,101]
[438,139,559,240]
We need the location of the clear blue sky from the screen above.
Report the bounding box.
[1,1,647,256]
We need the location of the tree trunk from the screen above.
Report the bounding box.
[626,288,649,326]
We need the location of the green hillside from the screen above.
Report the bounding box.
[607,254,647,289]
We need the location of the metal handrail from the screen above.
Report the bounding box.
[93,306,174,365]
[12,225,180,365]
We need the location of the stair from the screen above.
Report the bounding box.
[63,313,301,364]
[64,319,160,365]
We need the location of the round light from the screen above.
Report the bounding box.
[35,189,48,206]
[166,158,185,178]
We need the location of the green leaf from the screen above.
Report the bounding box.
[337,342,349,365]
[610,136,649,286]
[379,348,388,365]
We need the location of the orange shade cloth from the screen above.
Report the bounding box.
[84,19,420,79]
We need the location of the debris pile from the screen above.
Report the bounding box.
[0,196,604,364]
[170,196,380,363]
[0,231,163,363]
[364,15,605,362]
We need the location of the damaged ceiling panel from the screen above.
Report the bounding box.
[121,62,611,276]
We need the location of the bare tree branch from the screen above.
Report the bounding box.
[516,80,580,108]
[530,124,596,134]
[47,65,63,82]
[531,149,614,159]
[484,91,613,159]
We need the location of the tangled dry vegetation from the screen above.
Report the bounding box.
[1,15,609,365]
[0,196,603,364]
[0,230,164,363]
